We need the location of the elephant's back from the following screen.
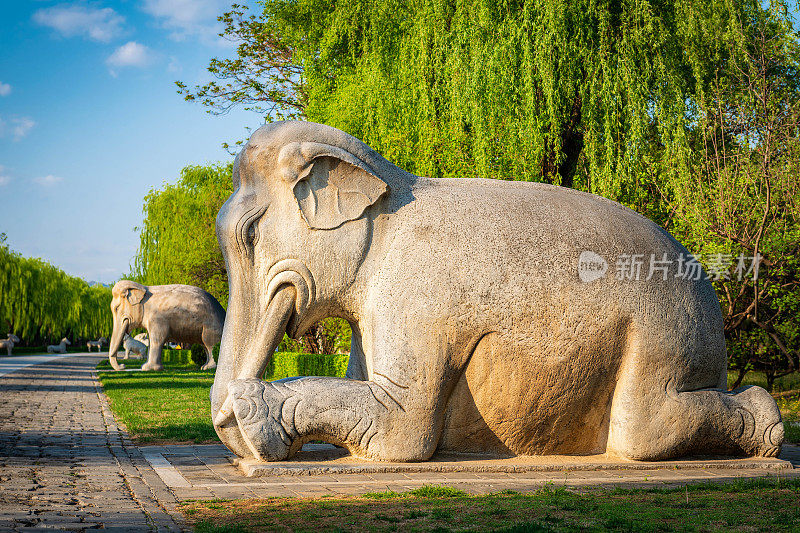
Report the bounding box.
[378,178,708,324]
[150,284,225,325]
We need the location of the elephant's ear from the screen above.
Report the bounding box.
[116,280,147,305]
[278,142,388,230]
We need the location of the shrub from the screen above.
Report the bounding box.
[264,352,349,380]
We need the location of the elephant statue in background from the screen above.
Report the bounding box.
[107,281,225,371]
[47,338,71,354]
[133,333,149,346]
[122,333,147,359]
[0,334,20,356]
[86,337,107,352]
[210,120,783,464]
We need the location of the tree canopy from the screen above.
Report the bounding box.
[0,234,112,344]
[130,163,233,307]
[175,0,800,385]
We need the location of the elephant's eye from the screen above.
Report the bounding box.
[236,204,268,256]
[246,223,258,247]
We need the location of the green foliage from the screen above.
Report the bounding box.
[0,240,111,344]
[264,351,349,381]
[183,0,800,383]
[163,349,195,366]
[131,163,233,307]
[409,485,469,498]
[669,5,800,388]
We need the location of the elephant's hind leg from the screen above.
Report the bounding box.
[200,329,217,371]
[607,333,783,460]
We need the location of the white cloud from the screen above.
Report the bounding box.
[0,166,10,186]
[33,175,64,187]
[167,56,182,73]
[0,82,11,97]
[141,0,230,41]
[106,41,155,74]
[33,4,125,43]
[12,117,35,141]
[0,116,36,141]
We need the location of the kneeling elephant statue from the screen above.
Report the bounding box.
[107,281,225,371]
[211,121,783,463]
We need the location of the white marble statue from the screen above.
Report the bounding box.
[86,337,107,352]
[47,337,71,354]
[0,334,20,356]
[121,333,147,360]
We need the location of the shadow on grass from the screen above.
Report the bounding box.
[133,421,219,444]
[182,478,800,533]
[97,360,218,443]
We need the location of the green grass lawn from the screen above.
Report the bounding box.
[97,360,217,443]
[181,478,800,532]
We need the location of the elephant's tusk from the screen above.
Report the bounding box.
[213,285,297,428]
[214,394,235,426]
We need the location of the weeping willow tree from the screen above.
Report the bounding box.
[131,163,233,307]
[182,0,740,204]
[180,0,800,379]
[0,236,112,344]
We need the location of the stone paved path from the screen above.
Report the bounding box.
[0,354,182,532]
[1,354,798,531]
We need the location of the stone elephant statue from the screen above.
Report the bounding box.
[107,281,225,371]
[210,121,783,464]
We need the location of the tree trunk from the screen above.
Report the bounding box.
[765,370,776,392]
[731,367,748,390]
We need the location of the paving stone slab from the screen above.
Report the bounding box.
[0,354,185,532]
[235,444,793,477]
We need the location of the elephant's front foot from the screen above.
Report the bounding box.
[201,359,217,371]
[141,360,164,371]
[229,379,299,461]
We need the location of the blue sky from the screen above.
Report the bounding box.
[0,1,262,283]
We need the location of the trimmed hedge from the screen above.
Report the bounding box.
[161,349,349,379]
[161,349,193,366]
[97,348,349,379]
[265,352,349,381]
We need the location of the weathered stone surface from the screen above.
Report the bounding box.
[210,120,784,464]
[121,333,147,360]
[0,334,20,356]
[106,281,225,371]
[85,337,106,352]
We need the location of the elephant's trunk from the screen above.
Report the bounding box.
[107,317,129,370]
[211,284,296,458]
